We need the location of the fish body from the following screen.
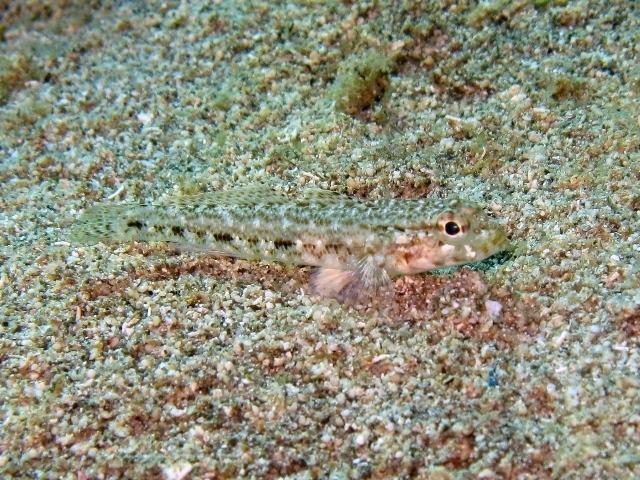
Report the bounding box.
[71,187,510,299]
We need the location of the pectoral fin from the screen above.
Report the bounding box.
[356,256,391,290]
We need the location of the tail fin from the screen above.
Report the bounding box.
[69,204,148,245]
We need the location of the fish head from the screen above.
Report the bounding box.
[389,200,510,274]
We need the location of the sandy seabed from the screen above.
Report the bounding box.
[1,1,639,478]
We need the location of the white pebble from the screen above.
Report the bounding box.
[485,300,503,317]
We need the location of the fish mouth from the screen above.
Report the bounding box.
[475,226,511,260]
[487,227,511,255]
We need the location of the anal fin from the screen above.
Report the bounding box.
[311,258,394,304]
[311,268,359,299]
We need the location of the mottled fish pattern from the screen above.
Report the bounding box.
[70,186,510,299]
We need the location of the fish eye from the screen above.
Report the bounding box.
[444,221,461,236]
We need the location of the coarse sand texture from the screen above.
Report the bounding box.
[1,1,639,478]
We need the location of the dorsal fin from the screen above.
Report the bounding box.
[299,188,348,203]
[171,185,289,207]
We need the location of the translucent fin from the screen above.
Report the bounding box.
[172,186,349,210]
[173,185,289,208]
[299,188,348,203]
[167,242,237,257]
[311,268,359,299]
[311,258,393,303]
[356,256,392,290]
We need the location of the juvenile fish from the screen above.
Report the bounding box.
[70,187,510,299]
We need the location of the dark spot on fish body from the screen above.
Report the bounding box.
[274,239,294,250]
[213,232,233,243]
[127,220,145,229]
